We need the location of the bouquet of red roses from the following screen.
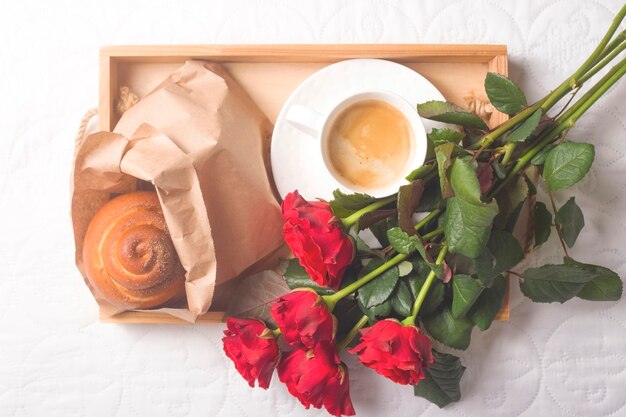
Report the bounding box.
[223,5,626,416]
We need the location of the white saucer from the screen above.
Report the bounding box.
[271,59,447,201]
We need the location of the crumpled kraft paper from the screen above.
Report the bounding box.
[71,60,284,322]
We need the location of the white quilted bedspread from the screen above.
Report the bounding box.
[1,1,625,416]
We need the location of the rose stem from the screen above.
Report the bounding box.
[337,315,369,351]
[401,243,448,326]
[578,32,626,85]
[413,208,441,231]
[327,203,445,312]
[422,227,444,241]
[333,54,623,313]
[500,142,516,166]
[470,4,626,152]
[340,168,440,229]
[329,14,626,317]
[489,56,626,197]
[341,195,397,228]
[469,101,545,152]
[548,190,570,258]
[323,252,408,311]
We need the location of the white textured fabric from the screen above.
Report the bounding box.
[1,1,625,416]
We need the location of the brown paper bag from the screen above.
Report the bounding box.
[71,61,284,322]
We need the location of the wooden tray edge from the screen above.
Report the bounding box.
[97,43,510,324]
[101,310,226,324]
[100,44,507,61]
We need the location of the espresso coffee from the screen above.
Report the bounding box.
[326,99,412,190]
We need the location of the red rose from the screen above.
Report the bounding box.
[271,290,336,348]
[222,318,280,389]
[281,191,354,290]
[349,319,434,385]
[278,341,355,417]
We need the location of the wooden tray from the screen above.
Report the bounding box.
[99,44,510,324]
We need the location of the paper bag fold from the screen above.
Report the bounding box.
[71,61,284,322]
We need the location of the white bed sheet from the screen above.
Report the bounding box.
[1,1,625,416]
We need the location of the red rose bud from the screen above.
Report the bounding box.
[278,341,355,417]
[222,318,280,389]
[349,319,434,385]
[281,191,354,290]
[271,290,336,348]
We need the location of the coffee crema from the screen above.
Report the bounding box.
[326,99,412,190]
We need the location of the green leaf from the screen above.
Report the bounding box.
[226,269,291,324]
[555,197,584,248]
[398,261,414,277]
[387,227,421,255]
[484,72,527,115]
[423,307,474,350]
[435,142,456,199]
[406,164,435,182]
[494,174,529,232]
[437,211,447,229]
[284,258,335,295]
[413,350,466,408]
[451,145,470,158]
[409,256,430,278]
[398,180,425,235]
[520,263,599,303]
[564,257,623,301]
[417,100,488,130]
[474,229,524,284]
[387,228,443,278]
[356,260,400,308]
[534,202,553,247]
[409,257,432,279]
[426,128,465,160]
[506,109,542,142]
[503,200,525,234]
[448,157,481,202]
[472,252,496,288]
[524,173,538,197]
[445,158,499,258]
[445,197,499,259]
[500,171,530,205]
[354,259,395,323]
[415,178,444,212]
[451,275,484,319]
[333,298,364,340]
[356,209,397,232]
[406,272,444,316]
[391,280,413,316]
[330,189,378,218]
[358,297,392,324]
[369,216,398,248]
[429,128,465,146]
[543,142,595,190]
[414,246,445,280]
[530,144,556,166]
[469,274,506,330]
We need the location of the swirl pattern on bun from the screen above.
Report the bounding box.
[82,191,186,309]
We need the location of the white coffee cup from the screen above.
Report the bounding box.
[286,90,427,198]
